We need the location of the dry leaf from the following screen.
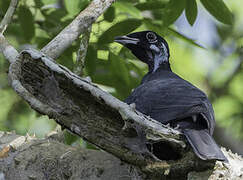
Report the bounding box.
[0,146,10,158]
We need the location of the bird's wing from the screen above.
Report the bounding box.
[125,77,215,134]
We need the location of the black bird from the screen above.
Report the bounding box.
[114,31,227,161]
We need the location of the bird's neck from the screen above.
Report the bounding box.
[141,63,172,84]
[148,51,171,73]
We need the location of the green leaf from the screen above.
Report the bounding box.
[162,0,186,26]
[114,2,142,18]
[143,19,167,35]
[135,0,169,10]
[216,25,232,41]
[58,44,77,70]
[85,141,100,150]
[0,0,11,13]
[168,27,205,49]
[84,45,97,75]
[64,131,78,145]
[35,37,50,48]
[200,0,233,25]
[6,100,30,129]
[34,0,44,8]
[42,0,57,4]
[109,52,130,86]
[108,52,132,99]
[185,0,198,26]
[104,6,115,22]
[89,60,114,87]
[64,0,89,16]
[40,9,69,36]
[18,6,35,41]
[98,19,142,44]
[119,47,136,60]
[47,9,68,20]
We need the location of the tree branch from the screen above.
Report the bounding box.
[41,0,115,60]
[8,48,226,179]
[0,0,19,34]
[0,0,19,63]
[0,34,18,63]
[74,26,92,76]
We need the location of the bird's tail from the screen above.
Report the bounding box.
[182,128,227,161]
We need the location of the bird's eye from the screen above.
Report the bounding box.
[146,32,157,43]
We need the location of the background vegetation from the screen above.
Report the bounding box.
[0,0,242,153]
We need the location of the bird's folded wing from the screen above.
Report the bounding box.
[126,78,213,124]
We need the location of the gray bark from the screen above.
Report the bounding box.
[41,0,115,59]
[0,131,143,180]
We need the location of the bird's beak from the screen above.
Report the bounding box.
[114,35,140,45]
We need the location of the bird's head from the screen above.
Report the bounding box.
[115,31,170,72]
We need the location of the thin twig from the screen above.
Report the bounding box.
[41,0,115,60]
[74,26,91,76]
[0,0,19,34]
[0,0,19,63]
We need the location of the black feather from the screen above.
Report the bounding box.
[116,31,227,161]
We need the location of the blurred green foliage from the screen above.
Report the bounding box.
[0,0,242,148]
